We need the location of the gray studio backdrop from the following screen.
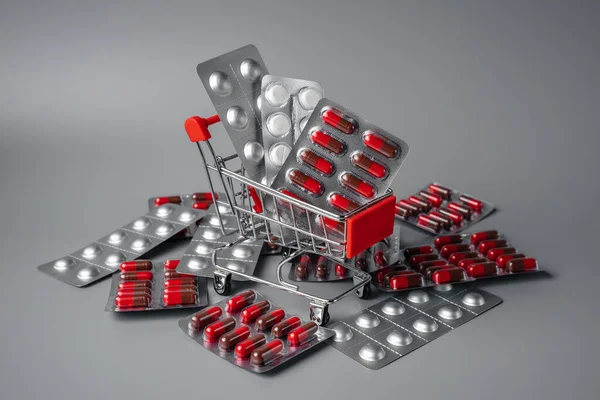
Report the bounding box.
[1,1,599,400]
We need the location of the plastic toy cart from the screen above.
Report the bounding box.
[184,114,396,325]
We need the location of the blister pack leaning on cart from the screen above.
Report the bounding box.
[183,110,399,325]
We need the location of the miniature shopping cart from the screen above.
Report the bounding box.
[184,114,396,325]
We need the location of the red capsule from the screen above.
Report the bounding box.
[323,217,345,235]
[164,270,194,280]
[409,253,439,268]
[432,267,466,284]
[428,183,452,199]
[417,259,447,274]
[115,294,151,308]
[226,290,256,313]
[163,259,180,271]
[470,230,499,246]
[409,196,432,212]
[440,243,471,259]
[251,340,284,365]
[373,242,388,267]
[434,234,463,249]
[418,191,443,207]
[390,273,424,290]
[424,265,456,281]
[288,169,323,195]
[329,193,360,213]
[310,130,345,154]
[117,288,152,298]
[457,257,487,269]
[119,260,153,272]
[403,246,434,259]
[272,316,302,338]
[219,326,251,350]
[363,132,398,158]
[381,269,413,286]
[204,316,236,342]
[163,285,197,296]
[351,153,387,179]
[192,201,212,210]
[428,211,453,230]
[322,108,355,134]
[288,322,318,347]
[466,262,498,278]
[295,255,310,280]
[119,280,152,290]
[120,271,153,281]
[241,300,271,324]
[397,199,420,214]
[256,309,286,331]
[417,214,442,232]
[154,196,181,207]
[164,277,196,287]
[192,192,217,201]
[505,258,538,272]
[355,251,369,270]
[459,195,483,212]
[340,173,375,198]
[395,204,411,218]
[235,334,267,358]
[163,291,197,306]
[448,202,472,219]
[335,263,348,277]
[477,239,508,255]
[487,247,517,261]
[299,149,334,175]
[190,306,223,330]
[448,251,479,265]
[315,256,329,279]
[438,208,464,226]
[496,253,526,269]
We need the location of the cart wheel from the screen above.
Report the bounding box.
[309,305,330,326]
[356,283,371,299]
[213,274,232,296]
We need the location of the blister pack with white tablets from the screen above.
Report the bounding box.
[179,289,334,373]
[269,98,409,217]
[176,212,263,280]
[197,44,269,183]
[37,204,205,287]
[105,259,208,312]
[328,285,502,370]
[260,75,324,184]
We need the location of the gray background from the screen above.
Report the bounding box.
[1,0,599,399]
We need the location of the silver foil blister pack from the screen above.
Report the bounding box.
[37,204,205,287]
[178,289,334,373]
[270,98,410,216]
[104,259,208,312]
[147,192,218,212]
[197,44,268,182]
[395,183,495,234]
[260,75,324,185]
[328,285,502,370]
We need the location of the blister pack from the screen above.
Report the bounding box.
[37,204,205,287]
[395,183,494,234]
[176,212,263,281]
[178,289,334,373]
[148,192,218,211]
[328,285,502,370]
[269,98,409,216]
[372,229,541,292]
[197,44,269,182]
[260,75,324,184]
[104,259,208,312]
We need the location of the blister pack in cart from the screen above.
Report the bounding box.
[178,289,334,373]
[105,259,208,312]
[260,75,324,185]
[37,204,205,287]
[328,285,502,370]
[196,44,269,182]
[176,211,263,281]
[395,183,494,234]
[148,192,219,211]
[270,98,409,220]
[372,229,541,292]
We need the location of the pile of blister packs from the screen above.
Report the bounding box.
[37,45,541,372]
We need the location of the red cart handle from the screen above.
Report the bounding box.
[185,114,221,142]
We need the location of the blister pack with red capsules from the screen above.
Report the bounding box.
[148,192,219,212]
[372,229,541,292]
[37,204,205,287]
[395,183,494,234]
[178,290,334,373]
[105,259,208,312]
[269,98,409,220]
